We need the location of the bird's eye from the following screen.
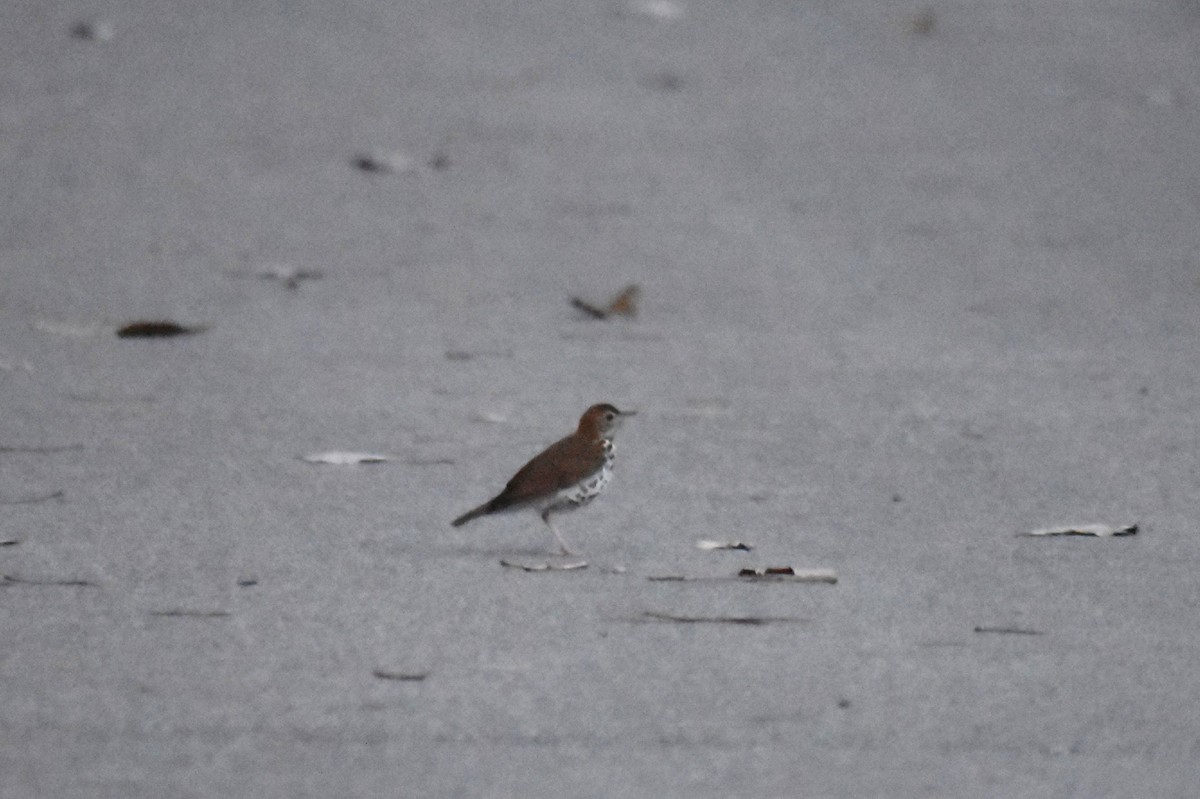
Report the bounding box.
[605,412,615,422]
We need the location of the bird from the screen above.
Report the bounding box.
[451,403,635,555]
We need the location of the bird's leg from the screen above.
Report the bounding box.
[541,509,576,556]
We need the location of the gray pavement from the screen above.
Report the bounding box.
[2,1,1200,796]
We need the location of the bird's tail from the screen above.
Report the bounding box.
[451,500,493,527]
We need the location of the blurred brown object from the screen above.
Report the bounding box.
[570,284,640,319]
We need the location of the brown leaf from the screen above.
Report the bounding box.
[570,284,640,319]
[116,321,203,338]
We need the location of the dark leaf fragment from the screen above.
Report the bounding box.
[352,151,413,174]
[0,444,83,454]
[973,626,1043,635]
[116,321,202,338]
[738,567,839,583]
[647,568,838,584]
[0,490,65,505]
[2,574,98,587]
[373,669,429,681]
[71,20,114,41]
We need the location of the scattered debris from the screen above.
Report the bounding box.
[149,609,231,618]
[909,7,937,36]
[429,152,451,171]
[352,150,415,174]
[695,539,753,552]
[470,411,508,424]
[2,574,98,588]
[0,540,19,547]
[71,19,115,41]
[738,567,838,583]
[406,458,455,466]
[500,559,588,572]
[974,626,1043,636]
[571,284,640,320]
[301,451,391,465]
[837,698,852,709]
[116,321,204,338]
[0,444,82,454]
[0,490,65,505]
[236,577,258,587]
[637,611,805,625]
[373,669,429,682]
[647,568,838,584]
[1023,523,1138,538]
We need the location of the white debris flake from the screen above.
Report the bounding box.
[301,451,391,465]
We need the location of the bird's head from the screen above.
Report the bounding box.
[580,403,636,438]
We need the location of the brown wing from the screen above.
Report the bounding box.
[492,435,601,508]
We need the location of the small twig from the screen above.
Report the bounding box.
[149,609,231,618]
[372,669,429,682]
[570,297,609,319]
[0,444,83,454]
[2,574,98,587]
[637,611,806,625]
[973,626,1043,636]
[0,489,65,505]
